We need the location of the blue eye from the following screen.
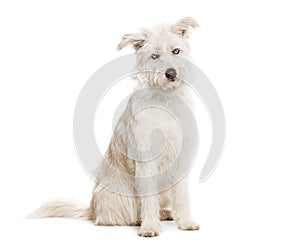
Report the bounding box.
[151,54,159,59]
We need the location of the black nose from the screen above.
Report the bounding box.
[165,68,177,81]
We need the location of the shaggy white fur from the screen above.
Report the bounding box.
[32,17,200,237]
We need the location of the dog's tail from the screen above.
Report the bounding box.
[28,200,89,219]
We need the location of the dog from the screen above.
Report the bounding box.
[32,17,200,237]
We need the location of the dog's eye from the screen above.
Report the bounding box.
[172,48,180,55]
[151,53,159,60]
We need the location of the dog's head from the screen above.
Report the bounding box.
[117,17,199,90]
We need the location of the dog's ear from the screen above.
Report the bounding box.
[117,32,147,51]
[171,17,199,38]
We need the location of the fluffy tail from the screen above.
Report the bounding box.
[29,200,89,219]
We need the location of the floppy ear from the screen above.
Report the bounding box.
[171,17,199,38]
[117,32,147,51]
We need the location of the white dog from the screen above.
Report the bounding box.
[33,17,200,237]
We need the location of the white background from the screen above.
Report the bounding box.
[0,0,300,245]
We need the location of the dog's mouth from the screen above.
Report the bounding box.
[134,70,183,90]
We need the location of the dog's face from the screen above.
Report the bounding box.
[118,17,198,90]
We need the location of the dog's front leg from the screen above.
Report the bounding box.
[136,161,160,237]
[173,176,200,230]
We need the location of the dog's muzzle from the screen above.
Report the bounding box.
[165,68,177,81]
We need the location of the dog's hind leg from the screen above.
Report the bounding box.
[160,208,173,221]
[89,185,139,226]
[159,189,174,221]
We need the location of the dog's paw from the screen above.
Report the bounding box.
[138,228,160,237]
[178,220,200,230]
[160,208,173,221]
